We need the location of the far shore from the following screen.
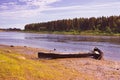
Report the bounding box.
[0,44,120,79]
[21,30,120,36]
[1,30,120,36]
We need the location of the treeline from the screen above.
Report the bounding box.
[25,15,120,33]
[0,28,21,31]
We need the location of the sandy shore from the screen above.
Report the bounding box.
[0,44,120,80]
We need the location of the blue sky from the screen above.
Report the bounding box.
[0,0,120,29]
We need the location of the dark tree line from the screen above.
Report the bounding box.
[25,15,120,33]
[0,28,21,31]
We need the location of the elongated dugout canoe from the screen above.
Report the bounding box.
[38,52,103,60]
[38,47,103,60]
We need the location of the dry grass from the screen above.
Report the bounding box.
[0,44,120,80]
[0,45,94,80]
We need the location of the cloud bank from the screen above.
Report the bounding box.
[0,0,120,29]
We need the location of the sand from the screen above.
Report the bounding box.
[0,44,120,80]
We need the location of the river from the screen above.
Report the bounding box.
[0,32,120,60]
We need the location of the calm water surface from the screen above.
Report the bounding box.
[0,32,120,60]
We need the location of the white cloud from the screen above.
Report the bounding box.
[43,1,120,18]
[45,2,120,11]
[0,5,8,9]
[0,0,120,29]
[0,0,61,29]
[2,0,119,20]
[0,23,25,29]
[19,0,61,8]
[0,10,39,19]
[0,0,61,20]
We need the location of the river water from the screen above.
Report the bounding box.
[0,32,120,60]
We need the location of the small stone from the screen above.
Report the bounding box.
[116,68,119,70]
[24,46,27,48]
[6,50,11,53]
[54,48,56,51]
[18,56,26,60]
[10,45,14,47]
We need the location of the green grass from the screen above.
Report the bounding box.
[0,49,95,80]
[23,30,120,36]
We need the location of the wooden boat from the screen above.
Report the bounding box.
[38,47,103,60]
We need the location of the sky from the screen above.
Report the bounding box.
[0,0,120,29]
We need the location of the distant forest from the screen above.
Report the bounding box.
[25,15,120,33]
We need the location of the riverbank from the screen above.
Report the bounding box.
[0,44,120,80]
[23,30,120,36]
[1,30,120,36]
[0,30,4,32]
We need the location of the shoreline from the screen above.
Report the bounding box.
[0,44,119,62]
[0,44,120,62]
[21,30,120,36]
[0,44,120,79]
[1,30,120,37]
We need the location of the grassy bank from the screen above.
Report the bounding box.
[23,30,120,36]
[0,45,94,80]
[0,45,120,80]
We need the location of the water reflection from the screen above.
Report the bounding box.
[25,34,120,45]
